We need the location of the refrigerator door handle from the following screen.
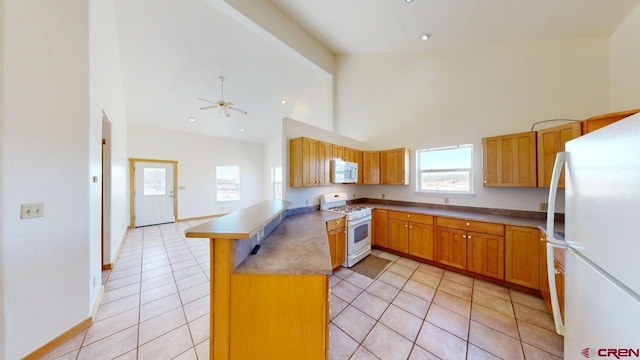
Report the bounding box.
[546,151,567,336]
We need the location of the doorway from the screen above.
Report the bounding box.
[129,158,178,227]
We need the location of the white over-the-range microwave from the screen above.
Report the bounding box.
[331,160,358,183]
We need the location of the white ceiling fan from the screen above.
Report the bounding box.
[198,76,247,117]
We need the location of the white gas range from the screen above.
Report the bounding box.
[320,193,372,268]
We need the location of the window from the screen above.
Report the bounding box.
[216,166,240,201]
[416,144,474,194]
[272,166,283,200]
[143,168,167,196]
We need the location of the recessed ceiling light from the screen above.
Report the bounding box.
[240,128,245,132]
[281,98,287,104]
[189,117,195,122]
[421,33,432,41]
[405,0,413,3]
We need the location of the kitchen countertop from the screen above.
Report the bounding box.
[233,211,343,275]
[185,200,290,239]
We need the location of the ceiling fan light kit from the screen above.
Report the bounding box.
[198,76,247,117]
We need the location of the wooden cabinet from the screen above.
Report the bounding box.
[326,218,346,270]
[290,137,332,187]
[380,148,409,185]
[582,108,639,134]
[482,131,537,187]
[435,217,504,277]
[388,211,434,260]
[434,226,467,269]
[505,226,540,289]
[536,122,582,188]
[362,151,380,185]
[539,234,551,313]
[372,209,389,247]
[332,144,345,161]
[230,274,328,359]
[467,232,505,280]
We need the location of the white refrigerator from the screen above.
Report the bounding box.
[545,113,640,358]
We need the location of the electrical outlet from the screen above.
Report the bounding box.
[381,193,386,199]
[352,193,356,199]
[540,202,549,211]
[20,203,44,219]
[444,197,450,204]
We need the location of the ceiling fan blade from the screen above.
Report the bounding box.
[229,106,248,115]
[197,97,218,104]
[200,105,219,110]
[222,108,231,117]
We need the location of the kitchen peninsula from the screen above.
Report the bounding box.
[185,200,340,360]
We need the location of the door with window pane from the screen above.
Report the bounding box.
[134,161,175,227]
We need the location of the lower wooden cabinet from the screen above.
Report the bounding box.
[505,226,540,289]
[553,247,566,322]
[434,227,467,270]
[408,222,434,261]
[388,218,409,253]
[326,218,346,269]
[388,211,434,260]
[372,209,389,247]
[467,232,504,280]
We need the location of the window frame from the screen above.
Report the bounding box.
[216,165,240,202]
[415,144,475,197]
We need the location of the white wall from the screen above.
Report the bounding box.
[611,2,640,111]
[263,122,283,201]
[1,0,95,358]
[0,0,6,355]
[128,122,263,219]
[90,0,129,266]
[284,118,366,208]
[334,38,611,212]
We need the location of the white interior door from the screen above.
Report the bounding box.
[134,161,175,227]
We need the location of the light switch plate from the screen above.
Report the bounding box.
[21,203,44,219]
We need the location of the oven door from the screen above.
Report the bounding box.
[347,216,372,254]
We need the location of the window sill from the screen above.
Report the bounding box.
[413,191,477,199]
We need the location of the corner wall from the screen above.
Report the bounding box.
[611,2,640,110]
[1,0,94,358]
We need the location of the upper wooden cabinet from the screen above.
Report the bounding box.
[482,131,537,187]
[537,122,582,188]
[362,151,380,185]
[582,108,640,134]
[380,148,410,185]
[290,137,332,187]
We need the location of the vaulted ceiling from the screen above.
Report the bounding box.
[114,0,639,143]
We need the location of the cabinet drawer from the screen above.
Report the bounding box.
[326,217,346,232]
[436,217,504,236]
[388,211,433,225]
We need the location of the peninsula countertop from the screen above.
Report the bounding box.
[233,211,343,276]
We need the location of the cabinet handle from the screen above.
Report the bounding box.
[468,235,472,239]
[540,237,546,242]
[336,221,339,225]
[483,180,487,184]
[407,214,411,218]
[409,225,413,229]
[555,269,562,275]
[465,222,470,226]
[404,224,408,228]
[463,235,466,238]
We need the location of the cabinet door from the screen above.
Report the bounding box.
[482,131,537,187]
[408,222,434,260]
[537,122,581,188]
[467,232,505,280]
[582,109,639,134]
[372,209,389,247]
[435,227,467,269]
[380,148,409,185]
[388,219,409,253]
[335,229,346,268]
[362,151,380,185]
[290,137,318,187]
[332,145,345,161]
[505,226,540,289]
[317,141,333,186]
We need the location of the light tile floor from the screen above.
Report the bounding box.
[41,222,564,360]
